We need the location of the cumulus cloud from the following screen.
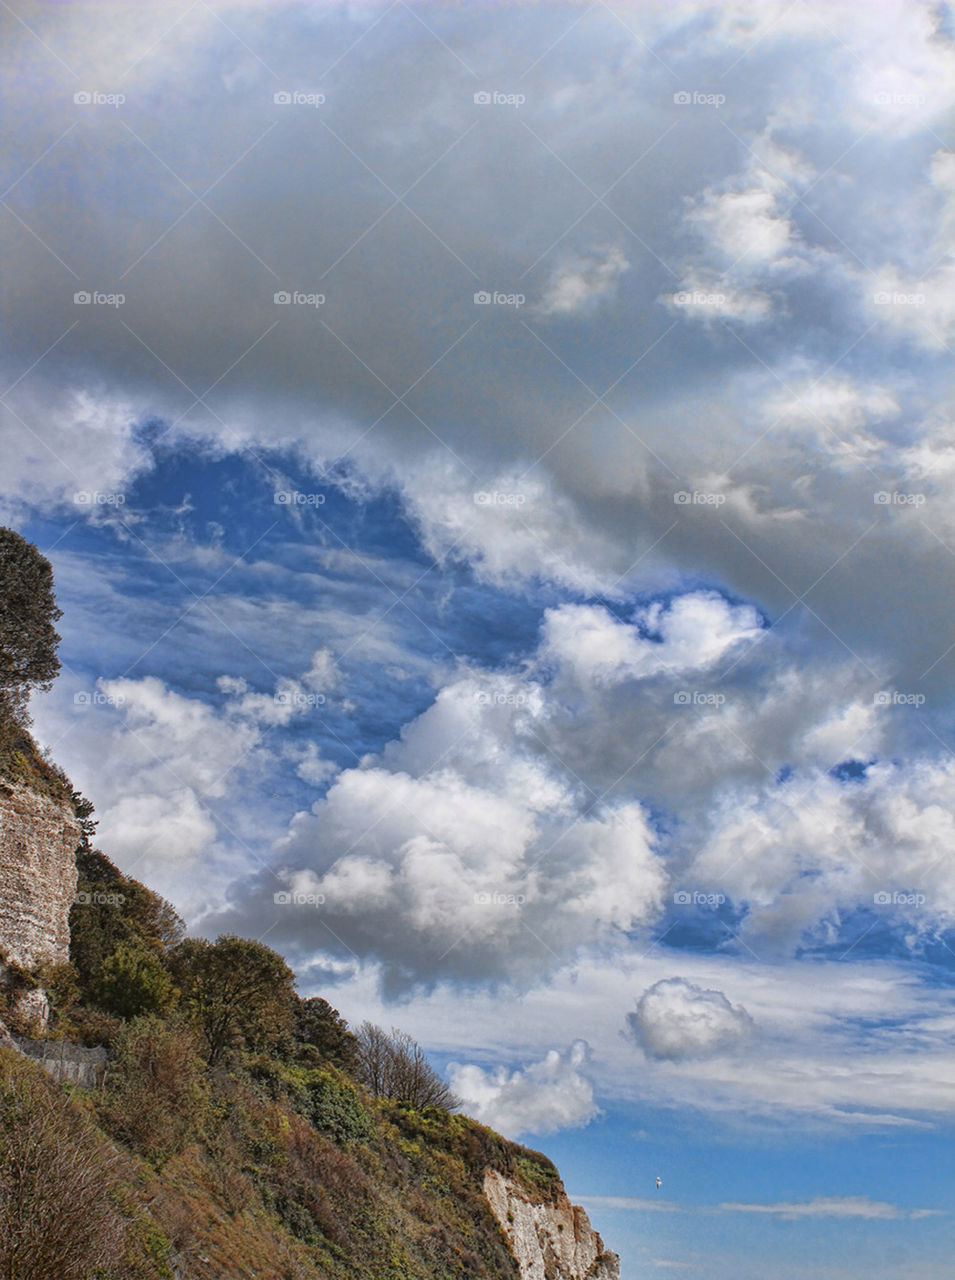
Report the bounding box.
[689,757,955,954]
[627,979,755,1060]
[448,1040,600,1139]
[538,592,763,686]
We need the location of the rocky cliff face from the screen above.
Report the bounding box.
[0,781,79,968]
[485,1168,620,1280]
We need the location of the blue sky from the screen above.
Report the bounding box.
[4,2,955,1275]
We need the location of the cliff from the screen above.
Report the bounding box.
[485,1168,620,1280]
[0,780,79,968]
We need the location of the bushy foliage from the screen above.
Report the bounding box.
[95,942,177,1020]
[294,996,359,1072]
[0,1049,143,1280]
[170,935,296,1065]
[70,847,184,1006]
[0,527,62,724]
[301,1070,375,1146]
[104,1016,209,1164]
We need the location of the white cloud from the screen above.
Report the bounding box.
[538,246,630,317]
[538,593,763,686]
[0,388,150,521]
[668,135,815,325]
[448,1040,600,1139]
[689,757,955,954]
[867,150,955,350]
[719,1197,942,1220]
[627,978,755,1060]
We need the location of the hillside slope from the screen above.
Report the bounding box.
[0,737,618,1280]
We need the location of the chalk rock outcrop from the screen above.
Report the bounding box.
[0,782,79,968]
[485,1168,620,1280]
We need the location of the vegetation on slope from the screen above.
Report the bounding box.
[1,838,564,1279]
[0,526,565,1279]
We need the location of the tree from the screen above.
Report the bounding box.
[94,942,176,1020]
[70,847,185,1004]
[355,1022,459,1111]
[294,996,359,1073]
[170,935,296,1065]
[0,528,62,724]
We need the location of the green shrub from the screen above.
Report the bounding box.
[95,942,177,1019]
[103,1016,209,1164]
[303,1071,375,1146]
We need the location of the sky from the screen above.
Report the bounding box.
[2,0,955,1274]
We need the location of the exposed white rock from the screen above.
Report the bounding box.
[0,782,79,968]
[484,1167,620,1280]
